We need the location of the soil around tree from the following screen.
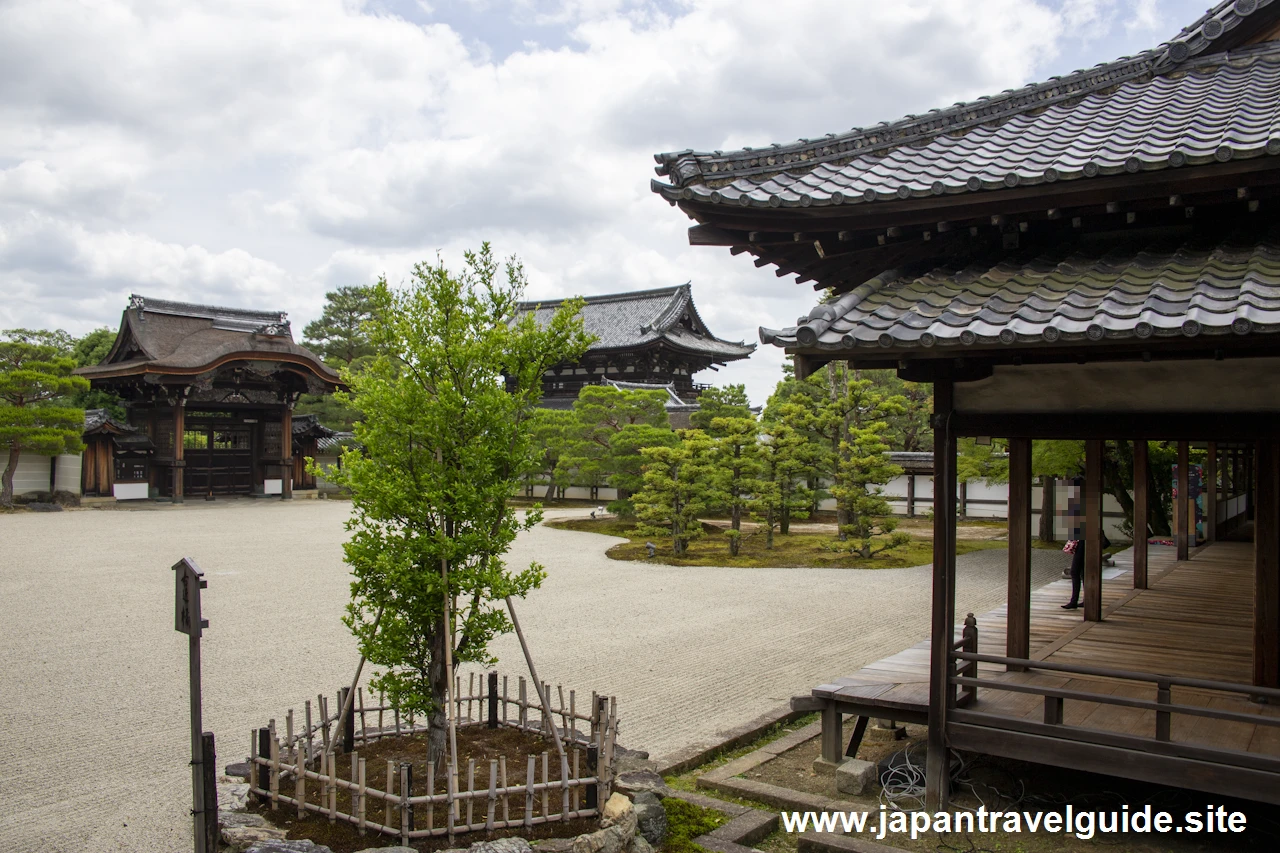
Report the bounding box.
[246,724,600,853]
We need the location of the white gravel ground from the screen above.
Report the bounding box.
[0,501,1068,852]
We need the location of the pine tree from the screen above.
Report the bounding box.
[633,430,714,555]
[752,413,814,545]
[556,384,675,516]
[706,416,761,556]
[1,330,90,507]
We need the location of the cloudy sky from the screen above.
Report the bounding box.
[1,0,1212,405]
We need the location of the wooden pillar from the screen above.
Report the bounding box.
[1006,438,1032,669]
[958,481,968,519]
[1133,440,1149,590]
[1039,474,1057,543]
[906,474,916,518]
[1255,441,1280,689]
[925,379,957,811]
[1248,446,1255,521]
[1176,441,1190,560]
[172,398,186,504]
[1206,443,1218,544]
[1084,439,1104,622]
[281,405,293,500]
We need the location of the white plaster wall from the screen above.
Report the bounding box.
[11,453,81,496]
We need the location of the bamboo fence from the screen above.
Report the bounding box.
[248,672,618,844]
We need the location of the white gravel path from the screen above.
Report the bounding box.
[0,501,1068,852]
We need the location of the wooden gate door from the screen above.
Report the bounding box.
[184,424,253,496]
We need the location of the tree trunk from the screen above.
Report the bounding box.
[427,623,449,766]
[1148,456,1171,536]
[543,480,556,500]
[766,514,774,549]
[780,495,790,535]
[1038,476,1056,543]
[729,534,740,557]
[730,504,741,555]
[1,443,18,508]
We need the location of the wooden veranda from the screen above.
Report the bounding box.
[651,0,1280,809]
[806,540,1280,804]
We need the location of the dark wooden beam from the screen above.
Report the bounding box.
[926,379,957,810]
[1177,441,1190,560]
[1133,439,1149,590]
[1007,437,1032,668]
[1084,439,1104,622]
[1257,440,1280,690]
[949,411,1280,442]
[687,224,745,246]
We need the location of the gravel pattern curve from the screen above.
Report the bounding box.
[0,501,1068,852]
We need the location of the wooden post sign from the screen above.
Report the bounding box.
[173,557,216,853]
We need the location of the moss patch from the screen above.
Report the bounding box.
[661,797,727,853]
[546,517,1006,569]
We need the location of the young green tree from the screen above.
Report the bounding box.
[556,384,675,516]
[706,415,761,556]
[633,430,714,555]
[303,285,379,365]
[1,330,90,507]
[318,245,591,761]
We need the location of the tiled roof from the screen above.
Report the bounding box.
[517,284,754,361]
[760,229,1280,353]
[292,413,335,439]
[603,379,699,410]
[316,431,358,452]
[83,408,130,435]
[653,1,1280,210]
[76,294,341,384]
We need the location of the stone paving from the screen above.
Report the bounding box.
[0,501,1068,852]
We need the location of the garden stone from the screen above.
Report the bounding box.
[225,761,251,779]
[469,838,533,853]
[243,841,331,853]
[600,792,634,828]
[628,837,653,853]
[835,758,878,795]
[219,812,268,828]
[218,777,251,812]
[633,799,667,845]
[223,824,288,850]
[570,824,631,853]
[614,770,670,800]
[354,847,417,853]
[532,840,575,853]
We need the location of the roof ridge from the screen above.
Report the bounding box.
[516,284,687,311]
[655,1,1280,190]
[130,294,288,325]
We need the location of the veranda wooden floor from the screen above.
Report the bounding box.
[814,541,1280,757]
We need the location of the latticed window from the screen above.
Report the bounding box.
[156,418,174,455]
[263,422,282,458]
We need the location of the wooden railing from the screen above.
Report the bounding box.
[948,613,978,708]
[247,672,618,843]
[947,649,1280,769]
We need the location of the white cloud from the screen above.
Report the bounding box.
[0,0,1176,404]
